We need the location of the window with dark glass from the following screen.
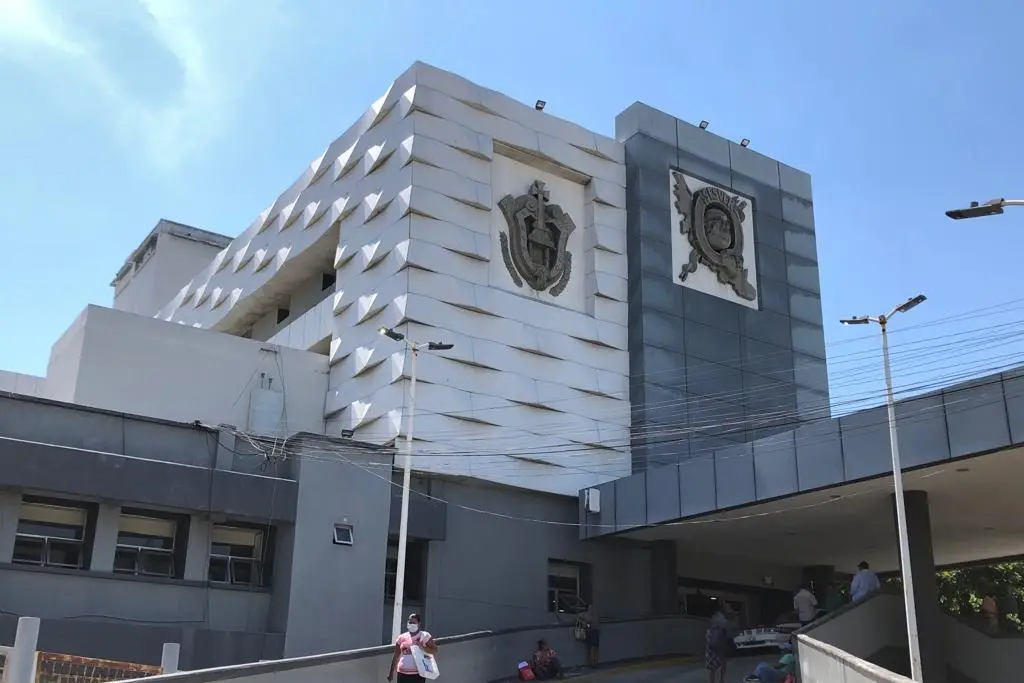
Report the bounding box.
[548,560,588,613]
[321,272,336,292]
[208,525,265,587]
[384,538,427,602]
[13,502,88,570]
[113,515,176,578]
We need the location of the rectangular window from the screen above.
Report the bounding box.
[276,308,290,324]
[13,502,88,570]
[322,272,336,292]
[384,538,427,602]
[548,560,588,613]
[209,525,265,587]
[113,515,176,578]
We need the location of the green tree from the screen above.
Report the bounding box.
[885,562,1024,626]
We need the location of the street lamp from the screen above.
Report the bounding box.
[377,326,454,643]
[945,198,1024,220]
[840,294,926,682]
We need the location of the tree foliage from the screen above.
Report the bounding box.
[884,562,1024,626]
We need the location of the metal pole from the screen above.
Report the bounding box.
[390,344,418,642]
[881,320,923,681]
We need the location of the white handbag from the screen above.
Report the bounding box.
[411,645,440,680]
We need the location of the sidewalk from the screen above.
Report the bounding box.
[566,655,764,683]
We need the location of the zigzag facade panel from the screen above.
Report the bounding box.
[154,63,631,496]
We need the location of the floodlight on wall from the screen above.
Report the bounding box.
[340,429,355,438]
[378,326,405,342]
[535,100,546,111]
[699,120,709,130]
[740,139,751,148]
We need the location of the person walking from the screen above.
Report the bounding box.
[793,584,818,625]
[705,604,734,683]
[850,561,881,602]
[387,613,437,683]
[580,604,601,666]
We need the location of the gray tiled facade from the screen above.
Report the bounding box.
[618,103,828,473]
[581,364,1024,539]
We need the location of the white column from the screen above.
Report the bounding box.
[7,616,40,683]
[160,643,180,673]
[0,490,23,563]
[89,504,121,572]
[183,515,211,581]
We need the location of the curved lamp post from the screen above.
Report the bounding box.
[840,294,926,682]
[945,198,1024,220]
[378,326,454,643]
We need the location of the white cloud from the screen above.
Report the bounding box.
[0,0,291,170]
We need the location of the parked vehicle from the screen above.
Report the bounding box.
[733,609,826,651]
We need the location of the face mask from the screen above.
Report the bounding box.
[407,623,419,634]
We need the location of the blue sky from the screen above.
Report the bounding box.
[1,0,1021,413]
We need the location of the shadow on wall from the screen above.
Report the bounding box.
[136,615,708,683]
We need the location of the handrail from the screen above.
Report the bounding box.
[134,613,707,682]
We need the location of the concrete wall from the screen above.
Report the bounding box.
[0,396,297,521]
[0,396,296,668]
[797,634,913,683]
[618,102,825,473]
[0,371,48,398]
[424,480,653,637]
[940,612,1020,683]
[275,437,655,655]
[133,615,708,683]
[279,440,393,657]
[803,592,907,660]
[45,305,328,436]
[0,614,282,670]
[0,566,270,633]
[114,223,231,318]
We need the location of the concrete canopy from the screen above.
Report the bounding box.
[624,445,1024,573]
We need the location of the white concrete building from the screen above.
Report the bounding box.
[114,62,634,495]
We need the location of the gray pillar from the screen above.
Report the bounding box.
[649,541,678,615]
[0,490,22,563]
[89,503,121,572]
[183,515,211,581]
[215,427,236,470]
[892,490,945,683]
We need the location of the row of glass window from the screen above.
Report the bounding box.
[10,499,268,587]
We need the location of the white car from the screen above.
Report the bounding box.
[732,610,825,651]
